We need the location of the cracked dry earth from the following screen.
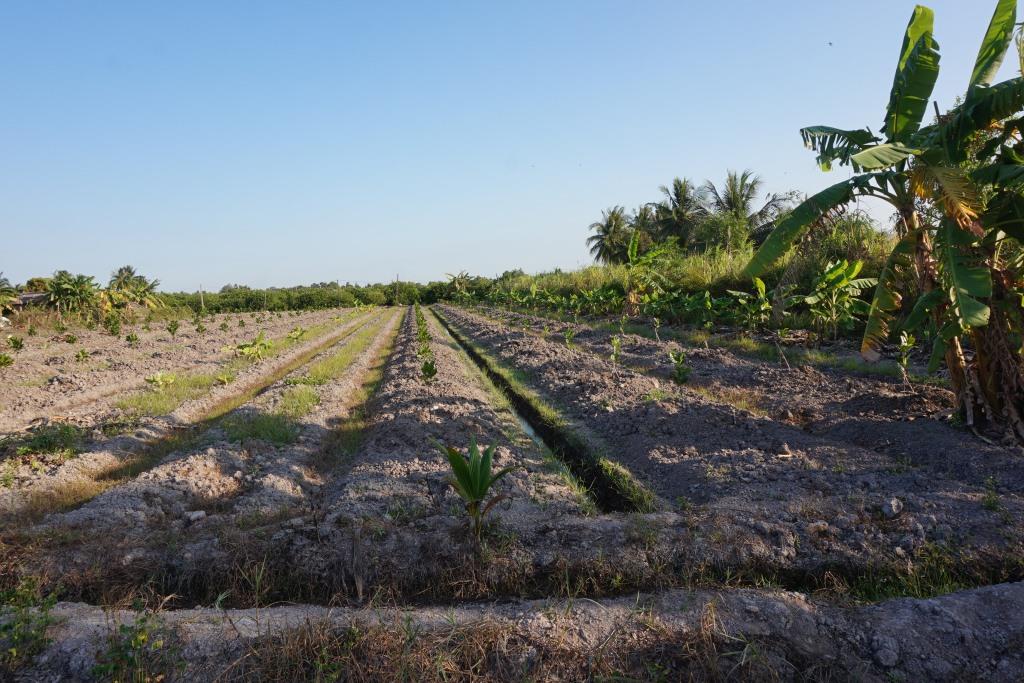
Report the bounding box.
[2,304,1023,681]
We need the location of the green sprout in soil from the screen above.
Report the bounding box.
[668,350,691,384]
[145,372,176,392]
[421,359,438,383]
[437,437,516,540]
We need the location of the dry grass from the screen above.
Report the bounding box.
[223,601,792,682]
[689,383,769,417]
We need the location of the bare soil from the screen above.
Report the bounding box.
[2,305,1023,681]
[0,309,346,434]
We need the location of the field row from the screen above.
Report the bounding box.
[4,305,1024,681]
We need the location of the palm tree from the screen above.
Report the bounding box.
[655,178,707,249]
[109,265,139,291]
[587,206,630,264]
[702,170,792,246]
[106,265,162,310]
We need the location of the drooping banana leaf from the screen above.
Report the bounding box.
[882,6,941,144]
[902,289,944,332]
[800,126,879,171]
[850,143,920,171]
[743,178,858,277]
[969,0,1017,95]
[936,219,992,329]
[861,229,919,361]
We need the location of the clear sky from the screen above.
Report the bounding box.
[2,1,1019,291]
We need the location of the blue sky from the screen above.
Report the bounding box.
[2,1,1019,291]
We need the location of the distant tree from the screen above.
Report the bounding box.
[702,170,793,247]
[46,271,99,315]
[655,178,708,249]
[0,273,17,314]
[587,206,631,264]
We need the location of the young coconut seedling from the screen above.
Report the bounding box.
[421,359,437,382]
[7,335,24,352]
[437,437,517,540]
[166,320,180,338]
[610,335,622,365]
[668,350,691,384]
[0,353,13,368]
[563,328,576,350]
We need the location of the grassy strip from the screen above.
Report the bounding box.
[314,309,404,469]
[433,307,656,514]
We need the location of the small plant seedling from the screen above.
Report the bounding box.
[145,372,176,392]
[610,335,622,365]
[103,316,122,336]
[421,359,437,382]
[63,333,78,344]
[125,333,140,347]
[236,332,271,361]
[983,476,1001,511]
[27,324,37,336]
[195,322,206,335]
[437,437,517,540]
[7,335,24,352]
[215,372,234,385]
[897,331,916,387]
[652,317,662,342]
[166,320,180,338]
[287,326,306,342]
[238,319,246,328]
[142,323,152,332]
[668,350,691,384]
[0,353,13,368]
[219,322,229,332]
[563,328,576,350]
[74,349,90,362]
[54,321,67,333]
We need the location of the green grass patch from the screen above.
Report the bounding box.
[116,374,218,417]
[279,385,320,419]
[222,413,299,445]
[3,424,84,460]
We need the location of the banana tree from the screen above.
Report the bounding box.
[623,230,668,316]
[745,0,1024,438]
[0,273,17,314]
